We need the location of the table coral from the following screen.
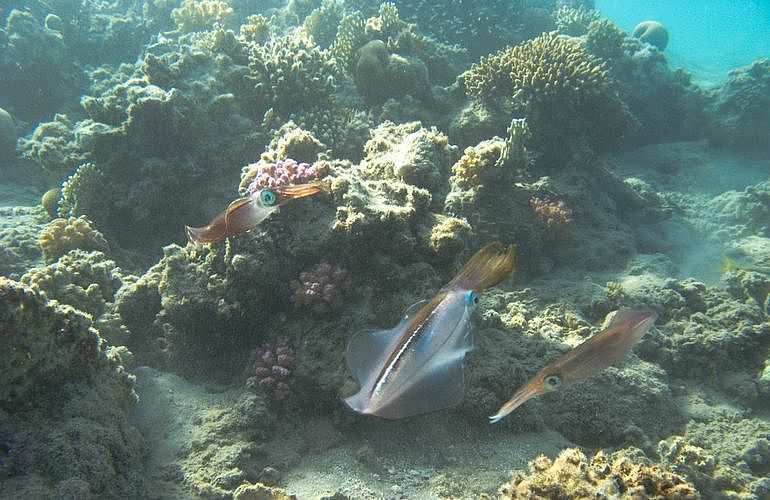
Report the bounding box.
[499,447,700,499]
[38,216,108,263]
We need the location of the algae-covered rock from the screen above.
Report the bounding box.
[0,277,145,497]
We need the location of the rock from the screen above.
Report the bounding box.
[0,107,16,162]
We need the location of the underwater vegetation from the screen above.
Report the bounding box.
[1,0,770,498]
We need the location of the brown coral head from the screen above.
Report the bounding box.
[632,21,669,50]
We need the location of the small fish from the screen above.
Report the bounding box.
[344,242,516,419]
[721,256,770,275]
[489,308,658,424]
[185,183,324,244]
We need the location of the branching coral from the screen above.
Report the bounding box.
[463,31,609,105]
[38,216,109,262]
[247,32,338,118]
[499,447,700,499]
[171,0,233,33]
[244,158,324,193]
[586,18,627,63]
[450,139,509,190]
[303,0,343,49]
[20,114,90,176]
[554,5,600,36]
[463,31,624,165]
[239,14,272,45]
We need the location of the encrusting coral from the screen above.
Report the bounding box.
[38,216,109,262]
[499,447,700,499]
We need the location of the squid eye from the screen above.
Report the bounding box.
[544,374,562,389]
[464,291,479,306]
[260,190,277,206]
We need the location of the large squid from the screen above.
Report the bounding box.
[185,183,324,244]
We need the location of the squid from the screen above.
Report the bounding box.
[489,308,658,423]
[344,242,517,419]
[185,183,324,244]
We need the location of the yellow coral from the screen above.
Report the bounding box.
[171,0,233,33]
[500,448,701,499]
[38,216,109,262]
[429,215,471,259]
[463,31,609,105]
[450,139,506,189]
[41,188,60,219]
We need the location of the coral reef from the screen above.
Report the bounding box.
[554,5,600,36]
[290,261,351,313]
[709,59,770,151]
[499,447,699,499]
[633,20,669,50]
[246,336,296,401]
[462,31,624,166]
[38,216,109,263]
[0,207,46,280]
[0,277,145,497]
[20,114,91,177]
[171,0,234,33]
[20,250,130,344]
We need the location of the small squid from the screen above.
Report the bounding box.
[185,183,324,244]
[489,308,658,423]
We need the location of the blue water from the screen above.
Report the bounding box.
[597,0,770,86]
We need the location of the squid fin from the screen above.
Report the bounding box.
[447,242,516,292]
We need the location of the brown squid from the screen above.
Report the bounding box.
[185,183,324,244]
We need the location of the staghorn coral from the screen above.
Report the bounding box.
[38,216,109,263]
[246,336,296,401]
[239,14,272,45]
[330,11,368,74]
[499,447,700,499]
[303,0,343,49]
[171,0,234,33]
[290,261,351,313]
[554,5,600,36]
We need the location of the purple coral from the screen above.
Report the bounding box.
[290,261,351,313]
[246,336,295,401]
[246,158,322,194]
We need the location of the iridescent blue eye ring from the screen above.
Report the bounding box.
[260,189,277,206]
[464,290,479,306]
